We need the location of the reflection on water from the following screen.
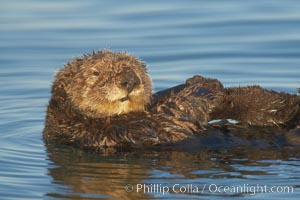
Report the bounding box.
[45,143,300,199]
[1,0,300,199]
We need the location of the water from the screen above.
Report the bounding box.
[0,0,300,199]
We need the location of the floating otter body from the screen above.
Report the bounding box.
[44,50,300,148]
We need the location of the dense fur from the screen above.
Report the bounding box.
[211,86,300,127]
[44,50,300,148]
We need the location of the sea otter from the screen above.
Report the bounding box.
[44,50,300,148]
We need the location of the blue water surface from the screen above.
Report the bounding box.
[0,0,300,199]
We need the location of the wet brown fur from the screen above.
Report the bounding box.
[44,50,300,148]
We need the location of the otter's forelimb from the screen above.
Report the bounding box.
[211,86,300,128]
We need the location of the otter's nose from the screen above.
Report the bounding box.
[118,68,140,93]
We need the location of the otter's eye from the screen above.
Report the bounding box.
[93,71,100,76]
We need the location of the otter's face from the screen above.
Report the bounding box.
[66,51,152,118]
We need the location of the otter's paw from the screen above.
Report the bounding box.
[98,124,159,147]
[99,125,134,147]
[99,135,118,147]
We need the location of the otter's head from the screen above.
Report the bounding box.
[62,50,152,118]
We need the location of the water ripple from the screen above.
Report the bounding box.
[1,0,300,199]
